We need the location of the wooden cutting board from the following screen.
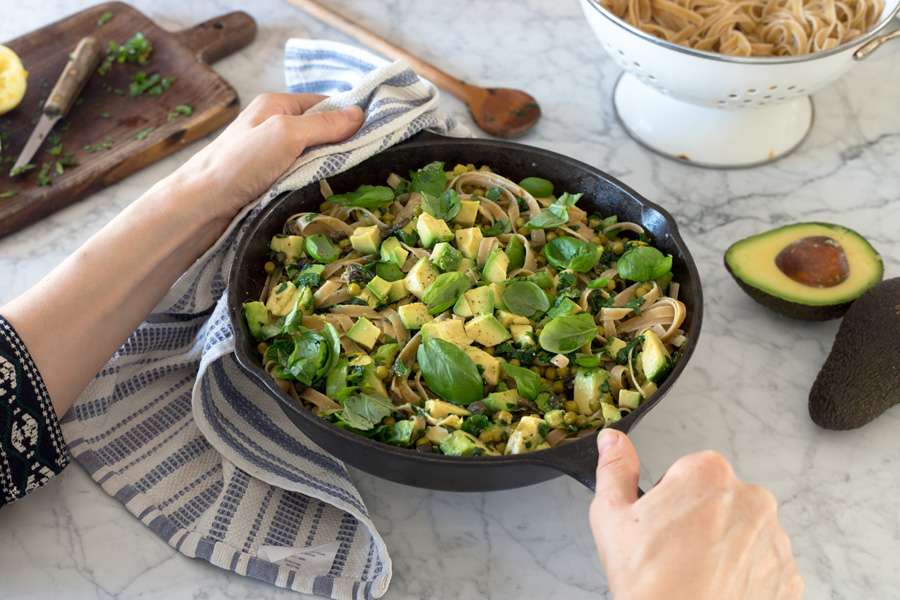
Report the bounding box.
[0,2,257,238]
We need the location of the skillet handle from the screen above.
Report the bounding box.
[532,425,645,496]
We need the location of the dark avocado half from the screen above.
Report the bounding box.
[724,223,883,321]
[809,278,900,430]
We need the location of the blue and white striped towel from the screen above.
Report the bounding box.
[60,39,468,600]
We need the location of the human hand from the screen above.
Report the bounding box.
[589,430,804,600]
[170,93,364,224]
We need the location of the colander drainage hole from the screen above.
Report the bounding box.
[763,95,772,99]
[747,88,757,94]
[729,93,738,98]
[787,85,796,90]
[647,74,657,80]
[769,85,778,90]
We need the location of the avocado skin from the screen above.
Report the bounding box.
[808,278,900,430]
[725,264,852,321]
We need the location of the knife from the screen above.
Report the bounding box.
[11,36,103,175]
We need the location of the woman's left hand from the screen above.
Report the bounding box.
[171,93,364,224]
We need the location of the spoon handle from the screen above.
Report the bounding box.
[288,0,472,100]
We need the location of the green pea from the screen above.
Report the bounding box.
[518,176,554,198]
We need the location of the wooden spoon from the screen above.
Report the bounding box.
[288,0,541,137]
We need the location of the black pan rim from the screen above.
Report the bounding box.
[227,134,704,474]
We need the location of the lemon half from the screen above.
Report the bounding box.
[0,45,28,115]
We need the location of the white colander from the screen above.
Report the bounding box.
[580,0,900,167]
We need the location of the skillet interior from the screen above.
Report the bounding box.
[228,132,703,491]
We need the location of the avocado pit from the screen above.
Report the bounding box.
[774,236,849,288]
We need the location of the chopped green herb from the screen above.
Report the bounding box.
[48,143,63,157]
[9,163,35,177]
[0,190,17,199]
[134,127,154,140]
[98,32,153,76]
[168,104,193,120]
[97,11,114,26]
[129,71,175,97]
[99,112,110,119]
[36,162,52,187]
[83,139,113,153]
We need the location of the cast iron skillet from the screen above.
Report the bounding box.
[228,131,703,492]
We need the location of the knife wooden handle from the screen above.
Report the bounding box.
[44,36,103,118]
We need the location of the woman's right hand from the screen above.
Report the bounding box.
[589,430,804,600]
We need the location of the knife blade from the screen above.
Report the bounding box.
[11,36,102,176]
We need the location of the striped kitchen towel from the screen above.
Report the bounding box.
[60,39,468,600]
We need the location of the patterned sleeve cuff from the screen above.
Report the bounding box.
[0,316,69,507]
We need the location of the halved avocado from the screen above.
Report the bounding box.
[724,223,883,321]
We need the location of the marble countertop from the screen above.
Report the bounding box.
[1,1,899,599]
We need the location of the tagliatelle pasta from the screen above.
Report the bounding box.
[598,0,885,56]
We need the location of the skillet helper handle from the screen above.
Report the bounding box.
[44,36,103,118]
[854,28,900,60]
[534,428,646,496]
[287,0,473,101]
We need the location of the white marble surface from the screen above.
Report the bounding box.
[1,1,899,599]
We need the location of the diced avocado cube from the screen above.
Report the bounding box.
[454,199,480,226]
[482,248,509,283]
[574,368,609,415]
[380,416,426,447]
[465,314,511,347]
[497,309,530,328]
[505,415,545,455]
[350,225,381,255]
[380,236,409,267]
[416,212,453,249]
[270,235,305,264]
[398,302,433,330]
[357,288,379,308]
[510,324,535,347]
[618,389,641,410]
[439,430,488,456]
[605,337,628,359]
[372,342,400,366]
[641,329,671,382]
[463,346,500,385]
[421,319,472,347]
[243,301,281,341]
[347,316,381,350]
[453,294,473,318]
[349,354,373,367]
[430,241,463,272]
[456,257,475,273]
[489,282,506,310]
[437,414,464,430]
[405,257,439,299]
[425,399,471,419]
[455,227,483,259]
[388,279,409,302]
[266,281,300,316]
[366,275,393,304]
[601,403,622,424]
[464,286,494,315]
[483,388,519,413]
[544,409,565,429]
[528,271,554,289]
[360,363,388,397]
[506,235,525,270]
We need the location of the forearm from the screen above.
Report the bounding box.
[1,171,229,417]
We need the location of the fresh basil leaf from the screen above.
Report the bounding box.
[422,272,472,315]
[305,234,340,264]
[539,313,598,354]
[421,189,461,221]
[506,236,525,270]
[294,264,325,289]
[326,358,349,399]
[375,261,405,282]
[328,184,395,209]
[575,354,603,368]
[416,337,483,405]
[502,281,549,318]
[501,361,542,400]
[526,203,568,230]
[518,176,554,198]
[340,393,394,430]
[409,161,447,197]
[616,246,673,282]
[544,236,600,273]
[480,219,510,236]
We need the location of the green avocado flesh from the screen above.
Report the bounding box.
[809,278,900,430]
[724,222,883,321]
